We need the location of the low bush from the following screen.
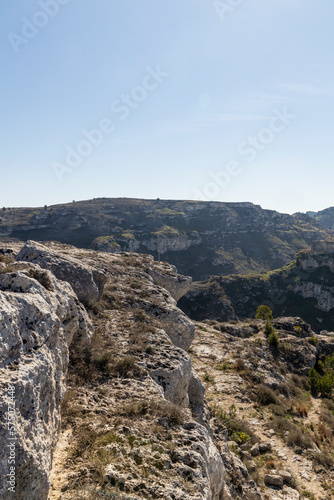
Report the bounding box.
[72,426,98,458]
[93,352,113,373]
[264,320,275,336]
[286,426,313,449]
[269,416,314,450]
[0,254,14,264]
[121,399,185,426]
[312,451,334,470]
[256,385,278,406]
[203,373,214,383]
[28,268,53,291]
[291,373,310,391]
[267,403,286,417]
[114,356,145,378]
[320,409,334,432]
[213,404,256,445]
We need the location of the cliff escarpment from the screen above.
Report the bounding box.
[0,198,332,280]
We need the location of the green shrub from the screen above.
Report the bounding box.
[268,331,279,347]
[255,305,273,320]
[93,352,113,373]
[308,336,319,346]
[286,427,313,449]
[216,362,228,371]
[309,367,320,395]
[213,404,256,445]
[318,374,334,398]
[203,373,214,383]
[264,319,275,336]
[121,399,185,426]
[269,416,314,450]
[0,254,14,264]
[312,451,334,470]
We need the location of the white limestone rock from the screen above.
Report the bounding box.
[0,265,92,500]
[16,240,107,305]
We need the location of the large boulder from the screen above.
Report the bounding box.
[0,264,92,500]
[147,259,192,301]
[16,241,107,305]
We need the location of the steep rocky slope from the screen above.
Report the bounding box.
[190,317,334,499]
[0,198,332,280]
[0,241,226,499]
[179,240,334,333]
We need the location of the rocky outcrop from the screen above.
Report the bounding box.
[190,318,334,499]
[157,306,195,351]
[0,264,92,500]
[219,443,261,500]
[147,259,192,301]
[0,242,226,499]
[16,241,107,305]
[188,369,208,424]
[272,317,313,337]
[146,330,193,407]
[297,239,334,272]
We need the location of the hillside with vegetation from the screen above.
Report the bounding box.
[0,198,332,281]
[308,207,334,230]
[179,240,334,334]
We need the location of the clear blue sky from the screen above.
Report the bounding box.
[1,0,333,214]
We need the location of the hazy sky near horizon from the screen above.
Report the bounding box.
[1,0,334,214]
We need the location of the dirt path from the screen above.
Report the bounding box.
[48,429,72,500]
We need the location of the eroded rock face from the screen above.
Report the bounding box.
[157,306,195,351]
[220,442,261,500]
[172,422,224,499]
[16,241,107,305]
[272,317,313,337]
[146,330,193,407]
[0,265,92,500]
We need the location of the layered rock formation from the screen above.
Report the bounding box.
[2,239,334,499]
